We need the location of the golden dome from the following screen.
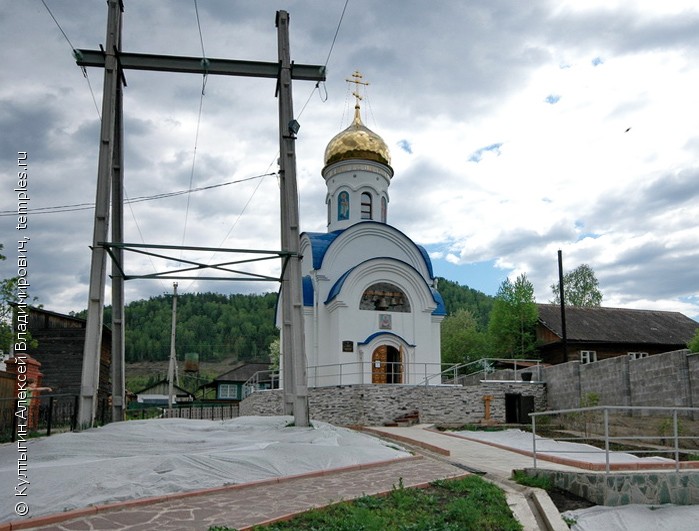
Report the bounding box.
[324,105,391,167]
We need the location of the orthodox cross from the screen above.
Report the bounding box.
[346,70,369,108]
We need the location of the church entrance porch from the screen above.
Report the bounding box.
[371,345,403,384]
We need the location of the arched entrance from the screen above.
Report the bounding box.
[371,345,402,384]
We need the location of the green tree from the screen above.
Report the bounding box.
[436,277,494,330]
[0,244,14,352]
[488,274,538,358]
[550,263,603,307]
[268,337,280,369]
[0,244,38,352]
[689,329,699,353]
[440,309,488,365]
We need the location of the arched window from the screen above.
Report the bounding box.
[361,192,372,219]
[338,191,350,220]
[381,197,387,223]
[360,282,411,313]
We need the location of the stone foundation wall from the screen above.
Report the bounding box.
[525,468,699,506]
[240,383,546,426]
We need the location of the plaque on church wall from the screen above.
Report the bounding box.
[379,314,392,330]
[342,340,354,352]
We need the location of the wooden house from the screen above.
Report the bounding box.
[536,304,698,365]
[14,306,111,399]
[133,379,194,406]
[203,361,273,401]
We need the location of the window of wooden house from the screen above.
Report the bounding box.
[218,383,239,399]
[580,350,597,364]
[628,351,649,360]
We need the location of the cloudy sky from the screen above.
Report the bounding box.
[1,0,698,321]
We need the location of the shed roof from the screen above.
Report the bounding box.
[211,362,271,383]
[537,304,698,344]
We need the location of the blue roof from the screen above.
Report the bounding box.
[303,222,436,280]
[358,331,415,347]
[431,287,447,316]
[302,275,314,307]
[305,231,342,270]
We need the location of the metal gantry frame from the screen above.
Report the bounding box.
[77,1,324,428]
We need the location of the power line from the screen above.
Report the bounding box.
[0,173,274,217]
[180,0,210,256]
[40,0,102,120]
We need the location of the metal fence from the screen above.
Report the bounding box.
[0,394,111,442]
[160,402,239,421]
[125,402,239,421]
[530,405,699,474]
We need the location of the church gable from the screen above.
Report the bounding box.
[315,222,434,283]
[324,258,438,315]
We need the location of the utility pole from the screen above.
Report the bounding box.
[78,0,122,428]
[558,250,568,363]
[277,11,309,427]
[167,282,178,412]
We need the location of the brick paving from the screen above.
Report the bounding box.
[6,456,466,531]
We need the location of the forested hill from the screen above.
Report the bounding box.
[437,277,494,329]
[77,279,492,363]
[77,292,278,363]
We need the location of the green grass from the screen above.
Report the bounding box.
[511,470,553,491]
[209,475,522,531]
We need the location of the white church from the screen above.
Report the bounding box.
[284,76,446,387]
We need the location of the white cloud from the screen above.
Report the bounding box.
[0,0,697,321]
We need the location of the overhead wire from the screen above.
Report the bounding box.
[40,0,102,119]
[179,0,209,259]
[176,0,351,291]
[0,173,274,217]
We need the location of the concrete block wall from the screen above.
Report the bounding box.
[543,349,696,413]
[240,383,546,426]
[542,362,580,411]
[629,350,691,409]
[688,353,699,420]
[579,355,630,407]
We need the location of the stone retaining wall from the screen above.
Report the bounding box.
[240,383,546,426]
[525,468,699,506]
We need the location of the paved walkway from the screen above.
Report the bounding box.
[5,425,592,531]
[5,456,466,531]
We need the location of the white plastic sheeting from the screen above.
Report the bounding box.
[457,429,698,530]
[564,504,699,531]
[0,416,409,523]
[455,428,672,464]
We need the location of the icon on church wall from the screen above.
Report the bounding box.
[342,340,354,352]
[379,313,392,330]
[338,191,350,220]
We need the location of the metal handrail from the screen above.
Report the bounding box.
[530,406,699,474]
[419,357,543,386]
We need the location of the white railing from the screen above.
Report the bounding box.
[243,369,280,398]
[242,358,543,395]
[420,358,543,386]
[530,406,699,474]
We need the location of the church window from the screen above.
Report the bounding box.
[361,192,372,219]
[338,191,350,220]
[360,282,410,312]
[381,197,387,222]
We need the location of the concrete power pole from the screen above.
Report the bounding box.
[277,11,309,427]
[167,282,178,412]
[77,7,322,429]
[78,0,122,428]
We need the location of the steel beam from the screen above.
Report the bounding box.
[76,49,326,82]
